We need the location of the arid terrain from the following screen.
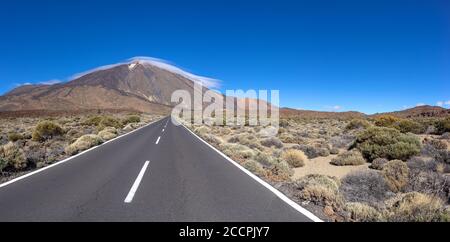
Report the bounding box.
[0,111,163,183]
[186,113,450,221]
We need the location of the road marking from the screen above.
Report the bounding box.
[181,123,323,222]
[0,118,167,190]
[162,129,165,132]
[124,161,150,203]
[156,136,161,144]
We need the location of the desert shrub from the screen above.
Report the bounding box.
[260,137,283,148]
[0,157,7,172]
[267,159,294,182]
[346,119,371,130]
[194,126,210,136]
[330,147,340,155]
[202,134,223,147]
[98,128,118,141]
[435,117,450,135]
[440,132,450,140]
[8,132,24,142]
[294,145,324,159]
[394,119,425,134]
[423,138,447,150]
[331,150,366,166]
[340,170,394,207]
[83,116,103,126]
[370,158,388,170]
[279,134,305,145]
[0,142,27,170]
[382,160,409,193]
[122,115,141,125]
[279,119,290,128]
[330,134,355,149]
[32,121,64,141]
[242,160,266,177]
[353,127,421,162]
[98,116,122,130]
[386,192,445,222]
[282,149,307,168]
[65,134,103,155]
[292,174,342,208]
[345,202,385,222]
[373,115,401,127]
[221,143,255,161]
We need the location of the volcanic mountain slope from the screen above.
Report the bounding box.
[372,105,450,118]
[0,61,217,114]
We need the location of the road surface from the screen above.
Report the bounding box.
[0,117,318,222]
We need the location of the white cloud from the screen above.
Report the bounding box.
[445,101,450,105]
[416,103,426,107]
[437,101,444,107]
[39,79,62,85]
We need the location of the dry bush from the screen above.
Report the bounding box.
[98,116,122,130]
[382,160,410,193]
[373,115,401,127]
[0,142,27,170]
[370,158,388,170]
[330,147,340,155]
[260,137,284,149]
[354,127,421,162]
[122,115,141,126]
[435,117,450,135]
[345,202,385,222]
[394,119,425,134]
[331,150,366,166]
[242,160,266,177]
[8,132,24,142]
[282,149,307,168]
[346,119,371,130]
[201,134,223,147]
[266,159,294,182]
[221,143,255,161]
[32,121,64,141]
[65,134,103,155]
[386,192,446,222]
[194,126,210,136]
[340,170,394,207]
[98,127,118,141]
[293,174,342,208]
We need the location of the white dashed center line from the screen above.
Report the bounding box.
[156,136,161,144]
[124,161,150,203]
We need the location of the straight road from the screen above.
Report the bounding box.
[0,117,319,222]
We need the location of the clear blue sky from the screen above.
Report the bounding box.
[0,0,449,114]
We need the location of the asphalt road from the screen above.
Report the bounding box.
[0,117,318,222]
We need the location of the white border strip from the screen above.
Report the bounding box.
[181,124,323,222]
[0,117,165,189]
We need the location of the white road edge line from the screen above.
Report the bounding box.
[0,118,166,189]
[124,161,150,203]
[156,136,161,144]
[181,123,323,222]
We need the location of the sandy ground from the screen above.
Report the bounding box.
[293,154,371,180]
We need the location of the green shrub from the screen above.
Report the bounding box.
[0,142,26,170]
[8,132,24,142]
[282,149,307,168]
[122,115,141,125]
[65,134,103,155]
[331,150,366,166]
[353,127,421,162]
[435,117,450,135]
[346,119,371,130]
[370,158,388,170]
[394,119,425,134]
[382,160,409,193]
[32,121,64,141]
[373,115,401,127]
